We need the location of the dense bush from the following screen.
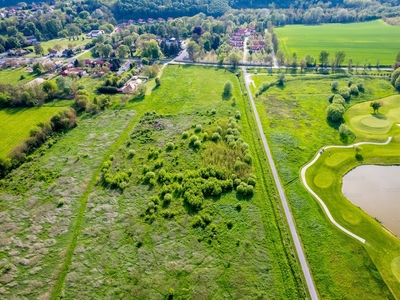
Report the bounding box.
[331,80,339,90]
[326,103,345,122]
[256,82,271,97]
[339,87,350,100]
[98,86,119,94]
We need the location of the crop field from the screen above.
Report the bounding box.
[276,20,400,65]
[0,107,63,159]
[252,73,398,298]
[0,66,304,299]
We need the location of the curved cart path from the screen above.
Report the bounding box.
[300,136,393,244]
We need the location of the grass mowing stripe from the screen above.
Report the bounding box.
[50,111,141,299]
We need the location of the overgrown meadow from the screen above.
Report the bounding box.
[1,66,304,299]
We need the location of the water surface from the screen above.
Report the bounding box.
[342,165,400,237]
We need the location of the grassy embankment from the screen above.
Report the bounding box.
[56,65,305,299]
[275,19,400,66]
[0,107,64,159]
[252,72,398,299]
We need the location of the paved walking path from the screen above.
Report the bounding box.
[242,68,319,300]
[300,136,393,244]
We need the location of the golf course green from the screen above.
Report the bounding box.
[304,94,400,295]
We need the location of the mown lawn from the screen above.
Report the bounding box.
[0,107,63,158]
[0,67,38,86]
[25,35,88,55]
[252,73,399,298]
[305,138,400,298]
[276,20,400,66]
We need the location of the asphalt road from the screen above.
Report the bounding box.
[242,67,319,300]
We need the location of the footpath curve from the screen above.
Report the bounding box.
[242,68,319,300]
[300,136,393,244]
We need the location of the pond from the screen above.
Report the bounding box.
[342,165,400,237]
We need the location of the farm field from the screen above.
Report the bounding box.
[0,66,304,299]
[0,107,63,159]
[0,67,38,86]
[275,20,400,66]
[251,72,398,298]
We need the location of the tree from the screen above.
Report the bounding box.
[326,103,345,122]
[228,52,241,68]
[319,50,329,67]
[331,80,339,91]
[223,81,233,97]
[334,51,346,67]
[34,43,44,55]
[116,45,130,58]
[276,50,284,65]
[277,73,285,86]
[300,58,307,71]
[45,19,62,37]
[370,101,382,114]
[339,124,349,136]
[186,41,200,61]
[42,81,57,94]
[391,68,400,87]
[32,63,43,75]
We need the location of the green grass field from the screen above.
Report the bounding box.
[0,67,38,86]
[345,95,400,140]
[252,72,398,298]
[25,35,88,55]
[305,138,400,298]
[276,20,400,65]
[0,107,63,158]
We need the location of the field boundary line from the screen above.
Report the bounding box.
[300,136,393,244]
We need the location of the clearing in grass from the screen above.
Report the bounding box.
[276,20,400,66]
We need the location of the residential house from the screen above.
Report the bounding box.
[147,18,154,23]
[119,78,143,94]
[61,68,86,76]
[157,18,165,23]
[25,35,37,45]
[87,30,105,38]
[138,19,146,24]
[49,49,62,57]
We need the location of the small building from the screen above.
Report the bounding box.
[157,18,165,23]
[147,18,154,23]
[61,68,86,76]
[119,78,143,94]
[25,35,37,45]
[87,30,105,38]
[138,19,146,24]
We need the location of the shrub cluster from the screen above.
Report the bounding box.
[256,81,271,97]
[97,86,119,94]
[101,158,131,189]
